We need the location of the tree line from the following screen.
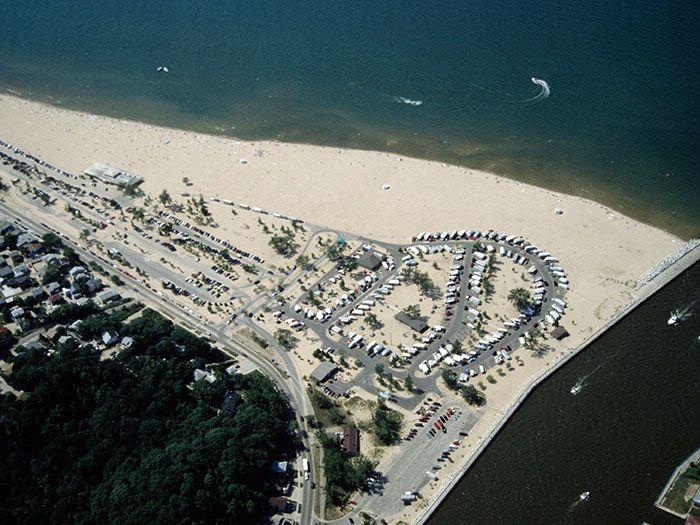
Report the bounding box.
[0,309,298,523]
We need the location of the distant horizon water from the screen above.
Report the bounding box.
[0,1,697,237]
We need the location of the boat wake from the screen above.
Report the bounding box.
[570,364,603,395]
[570,377,585,396]
[394,96,423,107]
[668,300,697,326]
[522,77,550,104]
[568,491,590,512]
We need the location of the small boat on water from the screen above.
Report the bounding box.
[668,312,679,325]
[156,66,170,73]
[570,382,583,396]
[579,491,590,501]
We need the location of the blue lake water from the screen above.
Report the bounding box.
[0,1,697,235]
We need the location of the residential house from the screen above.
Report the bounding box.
[16,318,31,332]
[15,233,37,250]
[25,341,45,351]
[12,264,29,277]
[96,288,120,305]
[271,461,289,474]
[8,274,31,289]
[341,427,360,456]
[84,278,103,293]
[193,368,217,383]
[68,266,86,280]
[0,265,12,279]
[22,241,43,258]
[28,287,45,302]
[57,335,74,346]
[46,281,61,294]
[10,306,25,319]
[101,331,120,346]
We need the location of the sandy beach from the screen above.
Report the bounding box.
[0,93,686,524]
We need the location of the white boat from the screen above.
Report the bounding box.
[667,312,679,325]
[579,491,590,501]
[570,381,583,396]
[156,66,170,73]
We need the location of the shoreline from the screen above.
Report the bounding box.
[655,445,700,519]
[0,92,691,525]
[0,89,696,241]
[415,243,700,525]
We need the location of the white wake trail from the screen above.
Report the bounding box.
[393,96,423,106]
[522,77,551,103]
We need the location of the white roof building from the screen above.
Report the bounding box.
[84,163,143,186]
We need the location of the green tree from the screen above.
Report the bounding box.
[337,256,358,271]
[274,328,294,349]
[441,369,459,390]
[0,330,17,356]
[508,287,531,311]
[41,264,62,285]
[403,304,421,320]
[269,234,298,257]
[0,311,298,524]
[406,269,439,298]
[365,312,382,330]
[460,384,486,406]
[118,181,143,197]
[158,189,172,206]
[372,402,402,446]
[41,232,62,251]
[295,254,312,270]
[131,207,146,221]
[403,375,414,392]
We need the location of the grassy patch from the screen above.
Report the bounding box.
[308,388,349,428]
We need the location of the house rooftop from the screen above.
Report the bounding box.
[550,326,570,340]
[357,251,383,271]
[271,460,288,474]
[84,162,143,186]
[394,311,429,333]
[310,361,338,383]
[269,496,288,513]
[341,426,360,455]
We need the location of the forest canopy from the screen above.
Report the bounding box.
[0,309,298,524]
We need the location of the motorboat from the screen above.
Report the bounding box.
[156,66,170,73]
[580,491,590,501]
[667,312,679,325]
